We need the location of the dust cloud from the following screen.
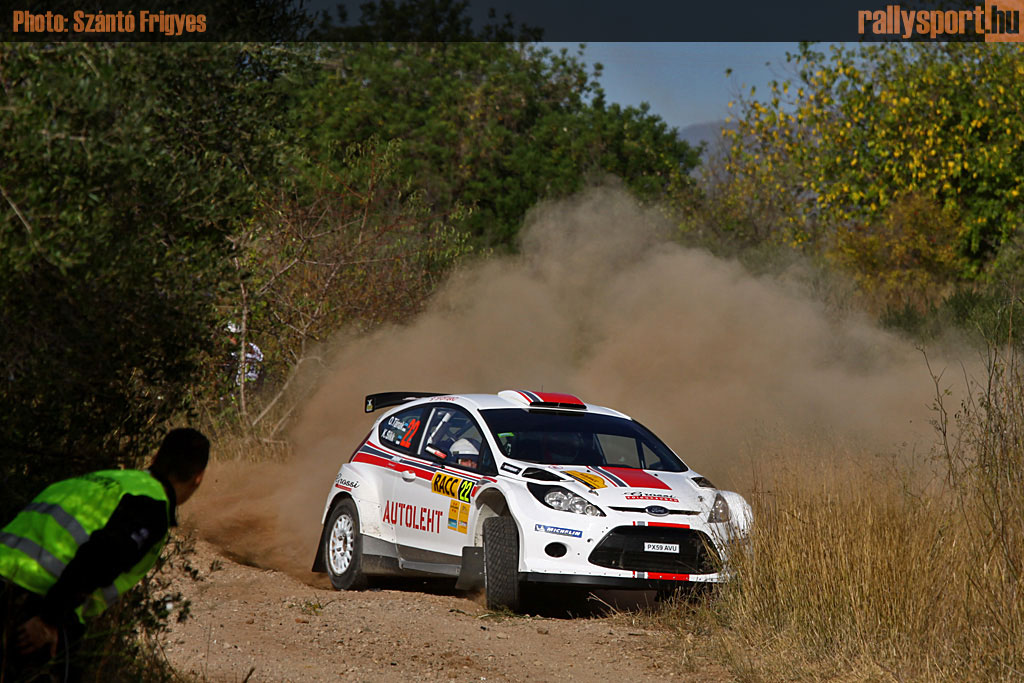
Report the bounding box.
[185,185,951,581]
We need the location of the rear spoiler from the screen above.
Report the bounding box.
[364,392,447,413]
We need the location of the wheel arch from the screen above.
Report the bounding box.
[311,491,355,573]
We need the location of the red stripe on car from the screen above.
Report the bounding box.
[352,451,434,481]
[532,391,584,405]
[352,451,395,469]
[603,467,672,489]
[589,466,626,487]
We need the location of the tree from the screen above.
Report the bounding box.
[720,43,1024,301]
[0,43,296,516]
[219,138,472,433]
[292,41,699,247]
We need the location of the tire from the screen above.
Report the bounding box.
[323,499,367,590]
[483,516,520,611]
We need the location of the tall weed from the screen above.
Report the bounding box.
[704,349,1024,681]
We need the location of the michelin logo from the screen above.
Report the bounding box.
[534,523,582,538]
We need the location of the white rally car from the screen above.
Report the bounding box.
[312,390,752,610]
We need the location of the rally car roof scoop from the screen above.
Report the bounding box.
[364,391,447,413]
[499,389,586,410]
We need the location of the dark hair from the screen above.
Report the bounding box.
[150,428,210,481]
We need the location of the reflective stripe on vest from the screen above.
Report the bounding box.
[0,469,170,621]
[0,532,66,578]
[24,502,91,546]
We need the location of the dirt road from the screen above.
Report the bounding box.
[162,539,725,682]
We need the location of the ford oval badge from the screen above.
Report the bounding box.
[645,505,670,516]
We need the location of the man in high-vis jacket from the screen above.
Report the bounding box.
[0,427,209,678]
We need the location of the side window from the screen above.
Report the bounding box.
[420,406,496,475]
[597,434,642,468]
[475,441,497,476]
[378,407,424,454]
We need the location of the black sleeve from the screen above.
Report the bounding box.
[39,494,168,625]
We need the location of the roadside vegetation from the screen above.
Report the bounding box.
[668,42,1024,681]
[648,342,1021,682]
[675,343,1023,681]
[2,5,1023,678]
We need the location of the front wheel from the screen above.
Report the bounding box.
[324,499,366,590]
[483,516,520,611]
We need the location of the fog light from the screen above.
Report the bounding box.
[545,542,567,558]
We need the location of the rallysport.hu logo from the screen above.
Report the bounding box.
[858,2,1021,40]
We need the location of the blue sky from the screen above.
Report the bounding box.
[546,42,804,132]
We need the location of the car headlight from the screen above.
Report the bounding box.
[708,493,731,523]
[527,484,605,517]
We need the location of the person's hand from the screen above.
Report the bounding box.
[16,616,59,657]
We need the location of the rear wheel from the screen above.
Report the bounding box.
[483,516,520,610]
[324,499,366,590]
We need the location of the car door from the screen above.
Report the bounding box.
[363,404,427,546]
[392,403,495,573]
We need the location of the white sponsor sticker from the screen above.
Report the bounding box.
[644,542,679,553]
[625,492,679,502]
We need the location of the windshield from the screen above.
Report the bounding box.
[480,409,688,472]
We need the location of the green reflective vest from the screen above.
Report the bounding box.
[0,469,170,622]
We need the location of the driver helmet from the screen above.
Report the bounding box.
[450,437,480,469]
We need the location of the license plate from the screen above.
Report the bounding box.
[644,542,679,553]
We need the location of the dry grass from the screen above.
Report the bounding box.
[657,348,1024,681]
[201,418,293,464]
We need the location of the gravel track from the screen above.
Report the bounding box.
[162,539,727,682]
